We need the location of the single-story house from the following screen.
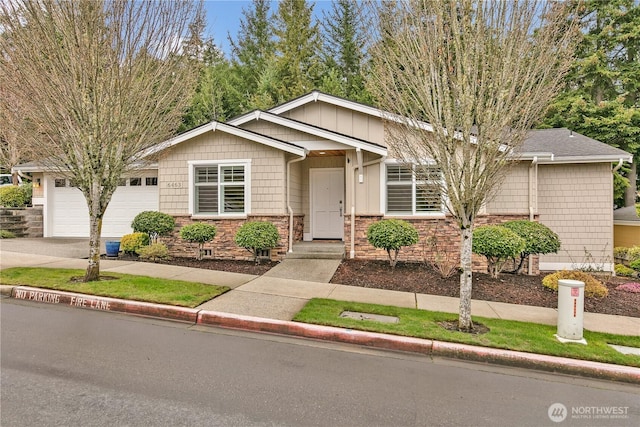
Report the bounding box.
[19,91,633,272]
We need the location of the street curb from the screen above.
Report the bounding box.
[196,310,640,385]
[9,286,199,323]
[4,286,640,384]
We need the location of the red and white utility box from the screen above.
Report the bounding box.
[555,279,587,345]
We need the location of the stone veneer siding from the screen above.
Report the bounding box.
[164,215,304,261]
[344,214,539,274]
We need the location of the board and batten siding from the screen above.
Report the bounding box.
[282,102,385,146]
[158,132,287,215]
[537,163,613,271]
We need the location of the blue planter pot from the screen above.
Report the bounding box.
[105,241,120,257]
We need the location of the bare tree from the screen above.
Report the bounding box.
[0,0,202,281]
[369,0,578,331]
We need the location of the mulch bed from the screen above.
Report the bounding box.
[331,259,640,318]
[113,255,640,318]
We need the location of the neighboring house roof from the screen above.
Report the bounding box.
[227,110,387,156]
[614,205,640,224]
[519,129,633,164]
[144,120,307,158]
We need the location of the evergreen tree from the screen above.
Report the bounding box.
[319,0,371,103]
[228,0,275,112]
[273,0,321,101]
[542,0,640,206]
[179,41,238,132]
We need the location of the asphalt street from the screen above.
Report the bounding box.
[2,298,639,427]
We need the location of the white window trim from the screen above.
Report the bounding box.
[188,159,252,217]
[381,160,445,217]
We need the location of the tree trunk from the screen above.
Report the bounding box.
[85,214,103,282]
[458,226,474,331]
[625,161,637,207]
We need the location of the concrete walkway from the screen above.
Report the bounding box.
[1,248,638,336]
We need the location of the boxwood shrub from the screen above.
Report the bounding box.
[120,232,150,255]
[179,223,217,260]
[234,221,280,264]
[131,211,176,243]
[366,219,419,269]
[472,225,525,278]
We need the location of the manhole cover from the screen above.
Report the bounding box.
[339,311,399,324]
[608,344,640,356]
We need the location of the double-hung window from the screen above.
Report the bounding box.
[192,161,249,215]
[386,163,442,214]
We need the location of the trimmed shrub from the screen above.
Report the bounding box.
[0,184,30,207]
[131,211,175,243]
[614,263,636,277]
[502,220,560,273]
[0,230,16,239]
[120,232,150,255]
[179,223,217,260]
[630,259,640,272]
[367,219,419,269]
[542,270,609,298]
[137,243,170,261]
[472,225,525,278]
[234,221,280,264]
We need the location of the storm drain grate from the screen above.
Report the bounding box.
[339,311,399,324]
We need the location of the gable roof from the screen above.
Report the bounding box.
[144,120,306,158]
[227,110,387,156]
[267,90,632,164]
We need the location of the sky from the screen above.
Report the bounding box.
[203,0,333,57]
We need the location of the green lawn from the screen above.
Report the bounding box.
[0,267,228,308]
[293,298,640,367]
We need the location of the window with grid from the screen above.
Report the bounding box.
[194,164,246,215]
[386,164,442,214]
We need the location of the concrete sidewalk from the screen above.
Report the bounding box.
[1,250,639,336]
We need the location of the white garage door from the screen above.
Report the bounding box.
[50,176,159,238]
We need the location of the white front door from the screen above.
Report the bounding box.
[310,168,344,239]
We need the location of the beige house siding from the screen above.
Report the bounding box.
[537,163,613,270]
[486,163,532,214]
[287,154,304,213]
[283,102,385,146]
[158,131,286,215]
[344,150,383,215]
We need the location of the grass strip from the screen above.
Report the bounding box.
[0,267,228,308]
[293,298,640,367]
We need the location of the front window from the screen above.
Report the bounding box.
[386,164,442,214]
[193,162,248,215]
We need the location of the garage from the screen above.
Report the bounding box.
[47,173,159,238]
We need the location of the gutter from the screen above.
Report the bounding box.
[351,152,387,259]
[287,152,307,253]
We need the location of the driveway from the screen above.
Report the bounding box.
[0,238,102,259]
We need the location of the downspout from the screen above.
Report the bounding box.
[612,158,624,173]
[528,157,538,275]
[287,152,307,253]
[350,151,387,259]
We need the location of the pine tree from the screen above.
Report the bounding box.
[542,0,640,206]
[319,0,371,103]
[228,0,275,112]
[273,0,321,101]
